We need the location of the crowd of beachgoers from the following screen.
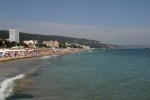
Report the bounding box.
[0,48,85,61]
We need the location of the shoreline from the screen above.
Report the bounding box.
[0,48,89,100]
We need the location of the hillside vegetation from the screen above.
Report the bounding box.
[0,30,112,48]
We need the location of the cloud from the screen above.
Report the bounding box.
[0,21,150,45]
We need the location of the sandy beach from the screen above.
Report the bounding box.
[0,56,31,62]
[0,48,86,62]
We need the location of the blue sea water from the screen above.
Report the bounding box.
[1,49,150,100]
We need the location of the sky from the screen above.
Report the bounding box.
[0,0,150,45]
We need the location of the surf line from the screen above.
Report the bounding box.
[0,74,25,100]
[39,54,58,59]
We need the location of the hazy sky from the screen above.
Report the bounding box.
[0,0,150,45]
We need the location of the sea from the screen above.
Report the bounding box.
[0,49,150,100]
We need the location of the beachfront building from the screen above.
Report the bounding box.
[9,29,19,43]
[81,45,90,49]
[71,43,82,48]
[42,40,59,48]
[23,40,38,48]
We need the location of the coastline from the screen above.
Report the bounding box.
[0,48,87,62]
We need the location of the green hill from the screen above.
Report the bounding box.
[0,30,112,48]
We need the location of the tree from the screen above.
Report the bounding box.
[6,41,19,48]
[0,40,2,47]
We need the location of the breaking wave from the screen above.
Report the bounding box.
[0,74,24,100]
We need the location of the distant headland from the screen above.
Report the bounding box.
[0,30,117,49]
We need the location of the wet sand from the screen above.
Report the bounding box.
[0,56,31,62]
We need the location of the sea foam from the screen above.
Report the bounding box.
[39,56,52,59]
[0,74,24,100]
[39,55,58,59]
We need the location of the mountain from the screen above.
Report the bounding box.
[0,30,114,48]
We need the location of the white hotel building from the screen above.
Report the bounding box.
[9,29,19,43]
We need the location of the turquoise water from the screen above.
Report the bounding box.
[2,49,150,100]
